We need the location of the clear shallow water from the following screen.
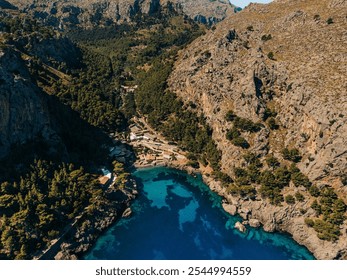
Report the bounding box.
[84,167,315,260]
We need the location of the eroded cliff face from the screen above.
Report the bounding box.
[7,0,236,28]
[0,47,60,159]
[169,0,347,258]
[170,0,347,187]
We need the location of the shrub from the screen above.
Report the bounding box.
[234,117,263,132]
[263,107,277,120]
[225,110,236,122]
[187,153,198,161]
[247,164,261,183]
[309,185,320,197]
[313,14,320,21]
[267,52,275,60]
[311,200,322,216]
[295,192,305,202]
[291,171,311,188]
[274,167,291,188]
[304,218,315,227]
[247,25,254,31]
[261,34,272,41]
[187,160,199,169]
[232,137,250,149]
[229,185,256,200]
[267,117,279,129]
[234,167,250,185]
[212,171,233,184]
[326,17,334,24]
[226,128,240,140]
[285,194,296,204]
[313,219,340,241]
[243,152,262,167]
[234,167,248,178]
[282,148,302,162]
[266,155,280,169]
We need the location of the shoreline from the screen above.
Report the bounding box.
[48,142,346,260]
[41,179,138,260]
[133,159,346,260]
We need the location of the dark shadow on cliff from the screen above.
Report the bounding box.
[0,91,126,181]
[0,0,17,10]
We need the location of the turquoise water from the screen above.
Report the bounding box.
[84,167,314,260]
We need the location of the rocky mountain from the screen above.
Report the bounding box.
[6,0,237,28]
[0,47,60,159]
[169,0,347,258]
[0,12,111,163]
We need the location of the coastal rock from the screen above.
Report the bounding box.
[238,207,251,220]
[54,251,77,260]
[122,207,132,218]
[249,219,261,228]
[222,203,237,216]
[234,221,246,233]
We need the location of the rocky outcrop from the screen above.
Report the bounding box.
[222,202,237,215]
[122,207,132,218]
[7,0,237,28]
[234,221,246,233]
[249,219,261,228]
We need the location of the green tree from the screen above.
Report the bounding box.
[285,195,295,204]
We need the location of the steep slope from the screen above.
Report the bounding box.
[7,0,236,28]
[169,0,347,258]
[0,47,60,159]
[0,11,114,163]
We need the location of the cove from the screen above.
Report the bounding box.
[84,167,314,260]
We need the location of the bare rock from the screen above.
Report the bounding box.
[122,207,132,218]
[222,203,237,215]
[234,221,247,233]
[249,219,261,228]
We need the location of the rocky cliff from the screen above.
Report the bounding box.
[7,0,236,28]
[0,47,60,159]
[0,12,107,162]
[169,0,347,258]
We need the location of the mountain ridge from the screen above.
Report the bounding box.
[6,0,237,28]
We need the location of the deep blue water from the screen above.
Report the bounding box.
[84,167,314,260]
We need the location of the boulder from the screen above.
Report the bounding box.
[122,207,132,218]
[249,219,261,228]
[234,221,246,233]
